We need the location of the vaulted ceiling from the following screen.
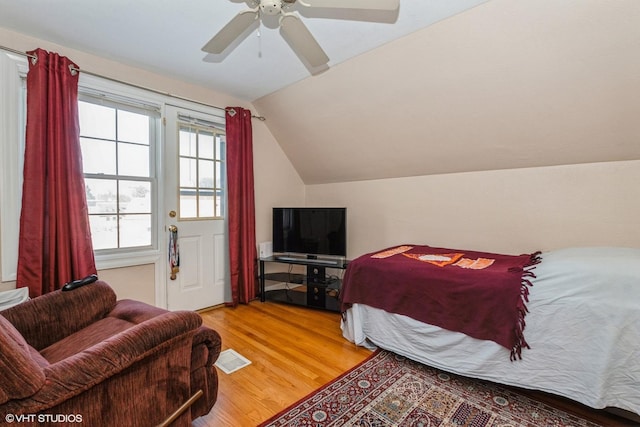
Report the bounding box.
[253,0,640,183]
[1,0,639,184]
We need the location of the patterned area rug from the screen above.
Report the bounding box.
[259,349,601,426]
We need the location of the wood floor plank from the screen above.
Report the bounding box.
[194,301,637,426]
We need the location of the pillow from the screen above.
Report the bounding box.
[0,315,46,404]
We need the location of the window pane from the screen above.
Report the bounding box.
[180,190,197,219]
[199,159,214,188]
[118,143,149,177]
[85,179,117,214]
[199,189,214,217]
[79,102,115,140]
[119,181,151,214]
[216,135,225,161]
[117,110,149,144]
[81,137,116,175]
[180,158,197,187]
[119,214,151,247]
[89,215,118,250]
[199,131,214,160]
[216,191,224,217]
[215,160,223,188]
[179,127,196,157]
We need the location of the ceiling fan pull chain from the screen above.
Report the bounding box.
[257,23,263,59]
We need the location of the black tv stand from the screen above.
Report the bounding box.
[259,256,349,312]
[273,255,343,267]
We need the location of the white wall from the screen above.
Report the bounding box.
[306,160,640,258]
[252,122,306,246]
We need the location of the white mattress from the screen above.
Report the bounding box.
[341,247,640,415]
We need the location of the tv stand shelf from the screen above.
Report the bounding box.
[259,257,350,312]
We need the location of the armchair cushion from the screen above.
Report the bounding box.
[0,315,45,404]
[1,282,116,350]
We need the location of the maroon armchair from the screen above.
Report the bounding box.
[0,281,221,426]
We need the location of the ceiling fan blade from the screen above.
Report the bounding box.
[299,0,399,11]
[202,10,259,54]
[280,14,329,68]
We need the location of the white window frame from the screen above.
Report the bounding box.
[79,92,160,261]
[77,75,166,270]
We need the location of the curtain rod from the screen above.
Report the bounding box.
[1,45,266,121]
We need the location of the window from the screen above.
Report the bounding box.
[79,97,159,251]
[178,121,226,219]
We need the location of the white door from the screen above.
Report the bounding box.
[163,105,228,311]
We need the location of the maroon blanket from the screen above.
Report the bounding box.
[341,245,541,360]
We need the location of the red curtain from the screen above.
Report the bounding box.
[225,107,257,306]
[16,48,96,298]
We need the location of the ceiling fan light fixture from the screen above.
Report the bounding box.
[260,0,283,16]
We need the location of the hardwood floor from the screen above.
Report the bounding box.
[194,301,637,426]
[194,301,372,426]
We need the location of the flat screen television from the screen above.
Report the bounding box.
[272,207,346,258]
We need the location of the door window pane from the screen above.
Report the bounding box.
[180,158,197,187]
[198,190,215,218]
[179,127,196,157]
[180,190,197,219]
[216,135,225,161]
[199,159,214,188]
[199,131,215,160]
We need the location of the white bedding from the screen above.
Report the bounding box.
[341,247,640,415]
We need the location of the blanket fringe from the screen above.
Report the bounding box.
[510,251,542,361]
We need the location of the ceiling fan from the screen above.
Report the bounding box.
[202,0,400,68]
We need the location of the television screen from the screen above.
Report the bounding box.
[272,207,346,258]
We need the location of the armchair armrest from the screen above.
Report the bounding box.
[4,310,202,416]
[192,326,222,367]
[189,325,222,420]
[1,281,116,350]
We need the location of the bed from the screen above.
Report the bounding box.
[340,245,640,417]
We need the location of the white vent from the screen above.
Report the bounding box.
[215,349,252,374]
